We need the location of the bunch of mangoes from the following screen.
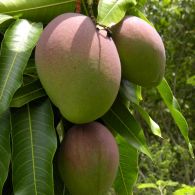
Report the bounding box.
[35,13,165,195]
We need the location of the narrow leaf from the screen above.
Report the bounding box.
[0,14,13,25]
[156,180,178,187]
[0,13,15,33]
[10,80,46,107]
[23,60,39,85]
[173,186,195,195]
[137,183,158,189]
[0,19,43,115]
[24,59,38,78]
[114,135,138,195]
[128,7,154,27]
[102,98,152,158]
[133,104,162,138]
[0,110,11,194]
[97,0,137,27]
[157,78,194,157]
[11,98,57,195]
[119,80,162,138]
[0,0,76,24]
[120,79,142,105]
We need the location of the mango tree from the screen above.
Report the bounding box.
[0,0,193,194]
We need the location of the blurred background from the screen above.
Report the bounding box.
[134,0,195,194]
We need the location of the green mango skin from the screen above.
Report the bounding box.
[112,16,166,87]
[35,13,121,124]
[58,122,119,195]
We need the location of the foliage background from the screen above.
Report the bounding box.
[135,0,195,194]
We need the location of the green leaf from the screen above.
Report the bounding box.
[157,78,194,158]
[11,98,57,195]
[97,0,137,27]
[128,7,154,27]
[157,78,180,110]
[156,180,178,187]
[10,80,46,107]
[120,79,142,105]
[136,0,147,7]
[0,19,43,115]
[173,186,195,195]
[137,183,158,189]
[133,104,162,138]
[0,13,15,33]
[23,59,39,85]
[119,80,162,138]
[24,59,38,78]
[162,0,171,6]
[102,98,152,158]
[0,0,76,24]
[114,135,138,195]
[0,13,13,24]
[187,75,195,86]
[0,110,11,194]
[0,14,12,23]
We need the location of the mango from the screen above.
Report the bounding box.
[35,13,121,123]
[58,122,119,195]
[112,16,166,87]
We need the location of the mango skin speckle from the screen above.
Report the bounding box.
[112,16,166,87]
[35,13,121,124]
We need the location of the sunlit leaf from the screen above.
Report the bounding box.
[156,180,178,187]
[162,0,171,6]
[157,78,194,158]
[0,0,76,24]
[97,0,137,27]
[173,185,195,195]
[119,80,162,138]
[157,78,180,110]
[0,19,42,115]
[187,75,195,86]
[137,183,158,189]
[136,0,147,7]
[128,7,154,27]
[10,80,46,107]
[0,13,15,33]
[133,104,162,138]
[11,98,57,195]
[0,110,11,194]
[114,135,138,195]
[102,98,152,158]
[0,13,13,25]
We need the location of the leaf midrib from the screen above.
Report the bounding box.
[27,104,37,195]
[12,88,44,101]
[0,52,18,102]
[119,164,129,195]
[99,1,123,24]
[2,0,75,15]
[110,108,145,150]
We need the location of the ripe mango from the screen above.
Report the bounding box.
[35,13,121,123]
[112,16,166,87]
[58,122,119,195]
